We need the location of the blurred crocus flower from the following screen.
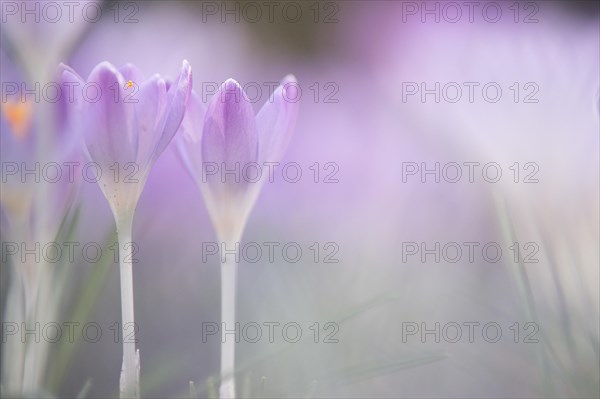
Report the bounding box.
[60,60,192,398]
[0,54,84,396]
[0,0,100,76]
[1,53,82,233]
[175,76,298,398]
[176,75,299,244]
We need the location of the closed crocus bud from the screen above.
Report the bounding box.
[198,78,259,244]
[176,76,299,244]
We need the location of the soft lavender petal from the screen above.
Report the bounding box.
[58,65,85,108]
[149,59,192,166]
[118,63,145,85]
[57,63,85,86]
[179,90,205,143]
[134,74,168,167]
[83,62,137,166]
[173,90,206,183]
[56,65,86,157]
[57,64,85,128]
[256,74,299,164]
[202,78,258,167]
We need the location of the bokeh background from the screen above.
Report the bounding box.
[1,1,599,398]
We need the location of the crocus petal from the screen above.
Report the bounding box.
[56,64,85,159]
[202,79,258,168]
[133,74,168,168]
[174,90,206,183]
[58,64,85,123]
[119,63,145,85]
[199,79,259,240]
[179,90,205,143]
[149,60,192,166]
[58,66,85,114]
[83,62,137,165]
[58,63,85,97]
[256,75,299,164]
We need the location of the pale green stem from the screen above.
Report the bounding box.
[116,215,138,399]
[219,251,237,399]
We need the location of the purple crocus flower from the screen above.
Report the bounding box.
[60,60,192,398]
[175,75,299,243]
[60,60,192,221]
[175,76,298,399]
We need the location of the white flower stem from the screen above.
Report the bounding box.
[219,247,238,399]
[117,215,139,399]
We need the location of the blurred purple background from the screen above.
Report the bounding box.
[1,1,598,398]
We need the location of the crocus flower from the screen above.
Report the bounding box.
[0,53,83,396]
[176,76,299,244]
[175,76,299,399]
[1,53,82,239]
[60,60,192,398]
[60,60,192,222]
[1,0,101,77]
